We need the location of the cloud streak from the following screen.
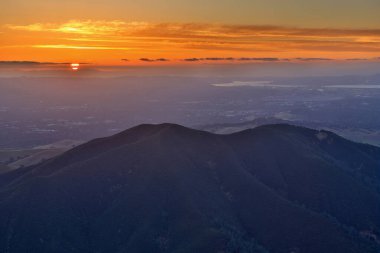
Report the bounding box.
[3,20,380,63]
[0,61,66,65]
[5,20,128,35]
[294,58,333,61]
[32,44,133,50]
[139,58,170,62]
[6,20,380,41]
[182,57,281,62]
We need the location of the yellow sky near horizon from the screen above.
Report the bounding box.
[1,1,380,65]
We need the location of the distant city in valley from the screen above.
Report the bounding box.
[1,74,380,150]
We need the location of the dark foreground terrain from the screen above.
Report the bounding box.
[0,123,380,253]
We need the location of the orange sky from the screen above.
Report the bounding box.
[1,1,380,66]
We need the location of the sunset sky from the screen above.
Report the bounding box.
[1,0,380,66]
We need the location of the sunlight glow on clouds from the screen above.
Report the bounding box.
[32,44,134,50]
[5,20,128,35]
[2,20,380,65]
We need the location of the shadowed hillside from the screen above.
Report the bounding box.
[0,123,379,253]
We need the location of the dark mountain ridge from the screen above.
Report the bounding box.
[0,123,380,253]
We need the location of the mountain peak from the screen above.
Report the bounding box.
[0,123,379,253]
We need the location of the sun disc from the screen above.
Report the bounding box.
[70,63,80,71]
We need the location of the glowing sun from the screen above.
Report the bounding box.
[70,63,80,71]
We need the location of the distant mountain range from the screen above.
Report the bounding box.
[200,117,380,146]
[0,123,379,253]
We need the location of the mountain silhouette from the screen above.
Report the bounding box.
[0,123,379,253]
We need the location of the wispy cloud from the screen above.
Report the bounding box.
[181,57,281,62]
[294,58,333,61]
[139,58,170,62]
[0,61,67,65]
[0,61,90,65]
[182,57,233,62]
[6,20,380,41]
[5,20,128,35]
[3,20,380,62]
[32,44,133,50]
[237,57,281,61]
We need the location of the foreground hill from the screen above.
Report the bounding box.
[0,123,379,253]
